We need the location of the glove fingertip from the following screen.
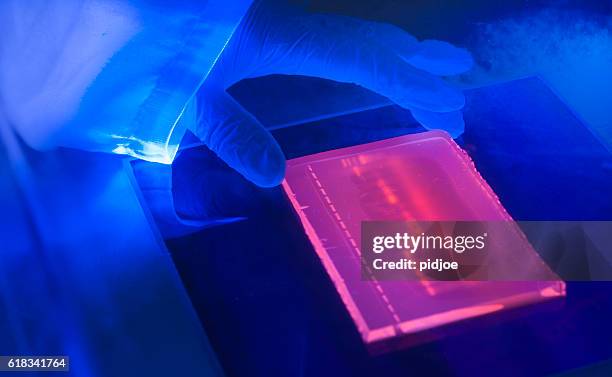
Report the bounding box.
[411,108,466,138]
[251,152,286,188]
[408,40,474,76]
[238,141,286,188]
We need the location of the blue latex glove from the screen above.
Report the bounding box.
[193,0,473,188]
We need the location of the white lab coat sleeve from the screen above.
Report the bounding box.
[0,0,252,164]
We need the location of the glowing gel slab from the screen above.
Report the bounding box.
[282,131,565,349]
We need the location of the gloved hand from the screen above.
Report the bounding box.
[192,0,473,188]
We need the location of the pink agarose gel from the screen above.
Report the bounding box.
[282,131,565,349]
